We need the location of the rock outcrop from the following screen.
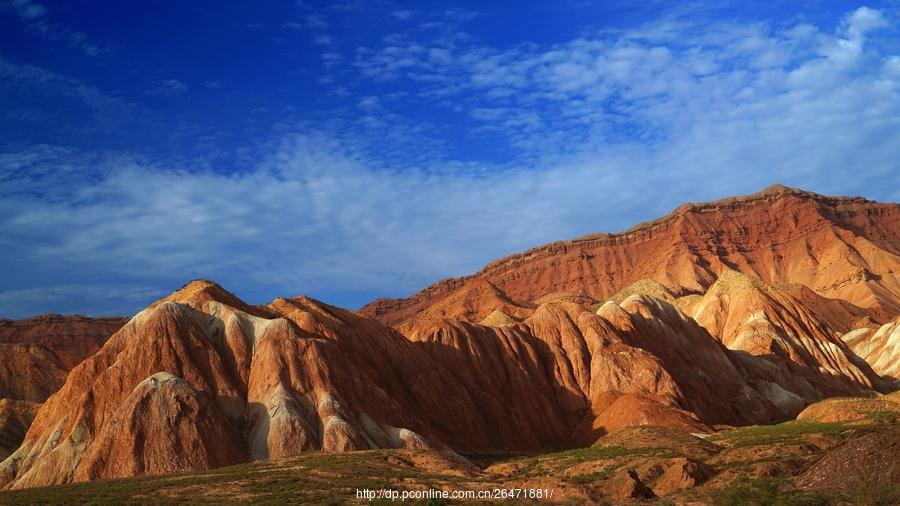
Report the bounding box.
[841,318,900,386]
[74,372,247,481]
[0,315,127,371]
[601,467,656,502]
[687,270,888,408]
[634,456,715,496]
[396,278,534,339]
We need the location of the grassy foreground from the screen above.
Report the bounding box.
[0,407,897,505]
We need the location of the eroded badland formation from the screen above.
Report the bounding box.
[0,184,898,504]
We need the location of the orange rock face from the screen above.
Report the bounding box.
[0,400,39,461]
[687,270,888,408]
[397,278,535,339]
[0,315,126,367]
[0,344,67,405]
[0,315,126,459]
[74,373,247,481]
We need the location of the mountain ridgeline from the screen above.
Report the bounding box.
[0,185,898,491]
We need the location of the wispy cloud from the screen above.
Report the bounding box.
[0,6,898,318]
[0,57,140,134]
[391,10,415,20]
[313,34,334,45]
[0,0,106,56]
[147,79,189,96]
[285,3,343,72]
[357,95,381,111]
[0,134,644,316]
[4,0,46,19]
[351,6,900,166]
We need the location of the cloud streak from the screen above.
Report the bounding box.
[147,79,189,96]
[352,6,899,166]
[0,6,898,317]
[0,0,106,56]
[0,58,144,141]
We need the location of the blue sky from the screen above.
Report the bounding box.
[1,1,899,317]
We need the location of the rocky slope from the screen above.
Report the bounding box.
[0,315,127,459]
[0,315,127,373]
[0,401,38,461]
[1,277,891,490]
[396,278,535,340]
[795,426,900,491]
[686,270,887,409]
[841,318,900,386]
[361,185,900,329]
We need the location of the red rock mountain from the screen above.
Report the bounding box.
[0,282,889,489]
[0,316,125,367]
[0,185,897,489]
[361,185,900,328]
[0,315,127,459]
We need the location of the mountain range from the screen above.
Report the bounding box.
[0,184,897,500]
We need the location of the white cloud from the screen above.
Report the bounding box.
[821,6,890,67]
[147,79,188,96]
[0,136,647,315]
[357,96,381,111]
[2,86,897,317]
[351,7,899,166]
[428,47,453,65]
[843,6,888,40]
[885,55,900,79]
[391,10,414,20]
[1,5,898,317]
[313,34,333,45]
